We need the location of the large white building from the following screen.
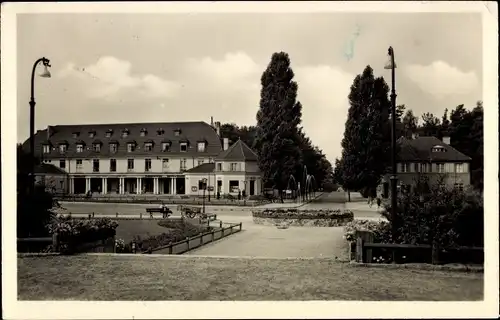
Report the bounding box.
[25,120,262,197]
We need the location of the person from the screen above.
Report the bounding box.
[376,197,381,209]
[367,195,373,208]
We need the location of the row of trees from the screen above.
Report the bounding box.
[220,52,335,200]
[334,65,484,195]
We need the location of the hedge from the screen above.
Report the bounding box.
[252,208,354,220]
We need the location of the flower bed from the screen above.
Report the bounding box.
[115,219,212,253]
[252,209,354,227]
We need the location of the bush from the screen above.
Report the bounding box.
[343,220,392,243]
[17,184,58,238]
[382,179,483,248]
[248,194,267,201]
[253,209,354,220]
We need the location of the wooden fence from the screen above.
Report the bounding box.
[144,222,243,254]
[354,231,483,265]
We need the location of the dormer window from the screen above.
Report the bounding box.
[144,141,154,152]
[174,129,182,136]
[122,129,130,138]
[58,143,67,154]
[72,132,80,139]
[76,144,84,153]
[431,145,446,153]
[157,128,165,136]
[42,144,51,154]
[197,141,206,152]
[93,143,101,152]
[89,131,96,138]
[180,142,188,152]
[109,142,118,153]
[127,142,136,152]
[105,129,113,138]
[140,128,148,137]
[162,141,171,152]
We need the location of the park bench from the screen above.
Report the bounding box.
[145,206,173,218]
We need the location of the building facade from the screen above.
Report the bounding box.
[24,120,262,197]
[378,135,472,198]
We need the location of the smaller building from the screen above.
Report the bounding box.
[378,135,472,198]
[34,163,69,195]
[184,139,262,197]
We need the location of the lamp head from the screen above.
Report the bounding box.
[39,65,52,78]
[384,47,396,70]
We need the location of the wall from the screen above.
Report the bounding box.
[35,174,68,194]
[214,173,261,196]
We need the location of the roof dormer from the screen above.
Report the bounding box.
[122,128,130,138]
[88,130,96,138]
[105,129,114,138]
[157,128,165,136]
[174,128,182,136]
[140,128,148,137]
[431,145,447,153]
[72,131,80,139]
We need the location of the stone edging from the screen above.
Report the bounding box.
[348,261,483,273]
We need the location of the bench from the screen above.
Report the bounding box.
[146,208,165,213]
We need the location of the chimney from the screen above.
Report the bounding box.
[223,138,229,151]
[210,116,214,127]
[442,136,451,145]
[215,121,221,137]
[46,125,51,140]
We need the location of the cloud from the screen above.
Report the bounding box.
[56,53,353,163]
[58,56,180,102]
[404,61,479,99]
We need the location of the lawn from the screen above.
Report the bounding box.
[114,219,172,242]
[17,255,483,300]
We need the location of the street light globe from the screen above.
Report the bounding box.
[384,50,397,70]
[39,65,51,78]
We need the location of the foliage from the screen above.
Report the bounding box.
[254,52,304,200]
[336,65,391,192]
[381,178,483,248]
[343,219,392,243]
[219,123,257,151]
[252,208,354,220]
[48,216,118,245]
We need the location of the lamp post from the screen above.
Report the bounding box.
[29,57,52,195]
[384,47,398,242]
[202,178,207,214]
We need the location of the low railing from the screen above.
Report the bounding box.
[144,222,243,254]
[66,212,218,221]
[354,231,484,265]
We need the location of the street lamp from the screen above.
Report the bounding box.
[384,46,398,242]
[202,178,208,214]
[29,57,52,195]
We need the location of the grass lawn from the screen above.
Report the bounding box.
[18,255,483,300]
[114,219,172,242]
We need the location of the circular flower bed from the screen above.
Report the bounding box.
[252,209,354,227]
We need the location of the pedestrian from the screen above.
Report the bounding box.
[376,197,381,209]
[367,195,373,208]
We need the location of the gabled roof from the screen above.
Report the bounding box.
[215,139,258,161]
[397,136,471,162]
[34,163,68,175]
[184,163,215,174]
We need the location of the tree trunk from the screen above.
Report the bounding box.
[347,190,351,202]
[431,239,440,265]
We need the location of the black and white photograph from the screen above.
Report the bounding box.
[2,1,498,319]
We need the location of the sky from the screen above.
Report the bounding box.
[16,12,483,163]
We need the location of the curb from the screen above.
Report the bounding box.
[348,261,484,273]
[84,253,342,260]
[18,252,60,257]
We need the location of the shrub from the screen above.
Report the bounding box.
[382,179,483,248]
[248,194,267,201]
[252,209,354,220]
[17,184,57,238]
[343,219,392,243]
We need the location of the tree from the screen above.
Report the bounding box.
[401,109,419,138]
[419,112,441,137]
[220,123,257,148]
[336,65,391,194]
[254,52,303,202]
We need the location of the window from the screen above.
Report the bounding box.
[105,130,113,138]
[110,159,116,172]
[230,163,240,171]
[455,163,465,173]
[413,163,419,172]
[162,158,169,169]
[420,163,428,172]
[93,143,101,152]
[76,144,84,153]
[197,158,204,166]
[180,143,188,152]
[432,146,446,153]
[59,160,66,169]
[436,163,445,173]
[72,132,80,138]
[197,142,206,152]
[122,130,129,138]
[217,163,222,171]
[144,143,153,152]
[140,128,147,137]
[127,143,136,152]
[180,159,187,170]
[145,159,152,172]
[76,159,83,169]
[198,180,207,190]
[229,180,239,193]
[127,159,134,171]
[174,129,181,136]
[157,128,165,136]
[209,157,214,163]
[89,131,95,138]
[454,183,464,192]
[43,145,51,154]
[162,142,171,152]
[109,143,117,153]
[400,163,410,173]
[59,144,67,153]
[93,159,100,172]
